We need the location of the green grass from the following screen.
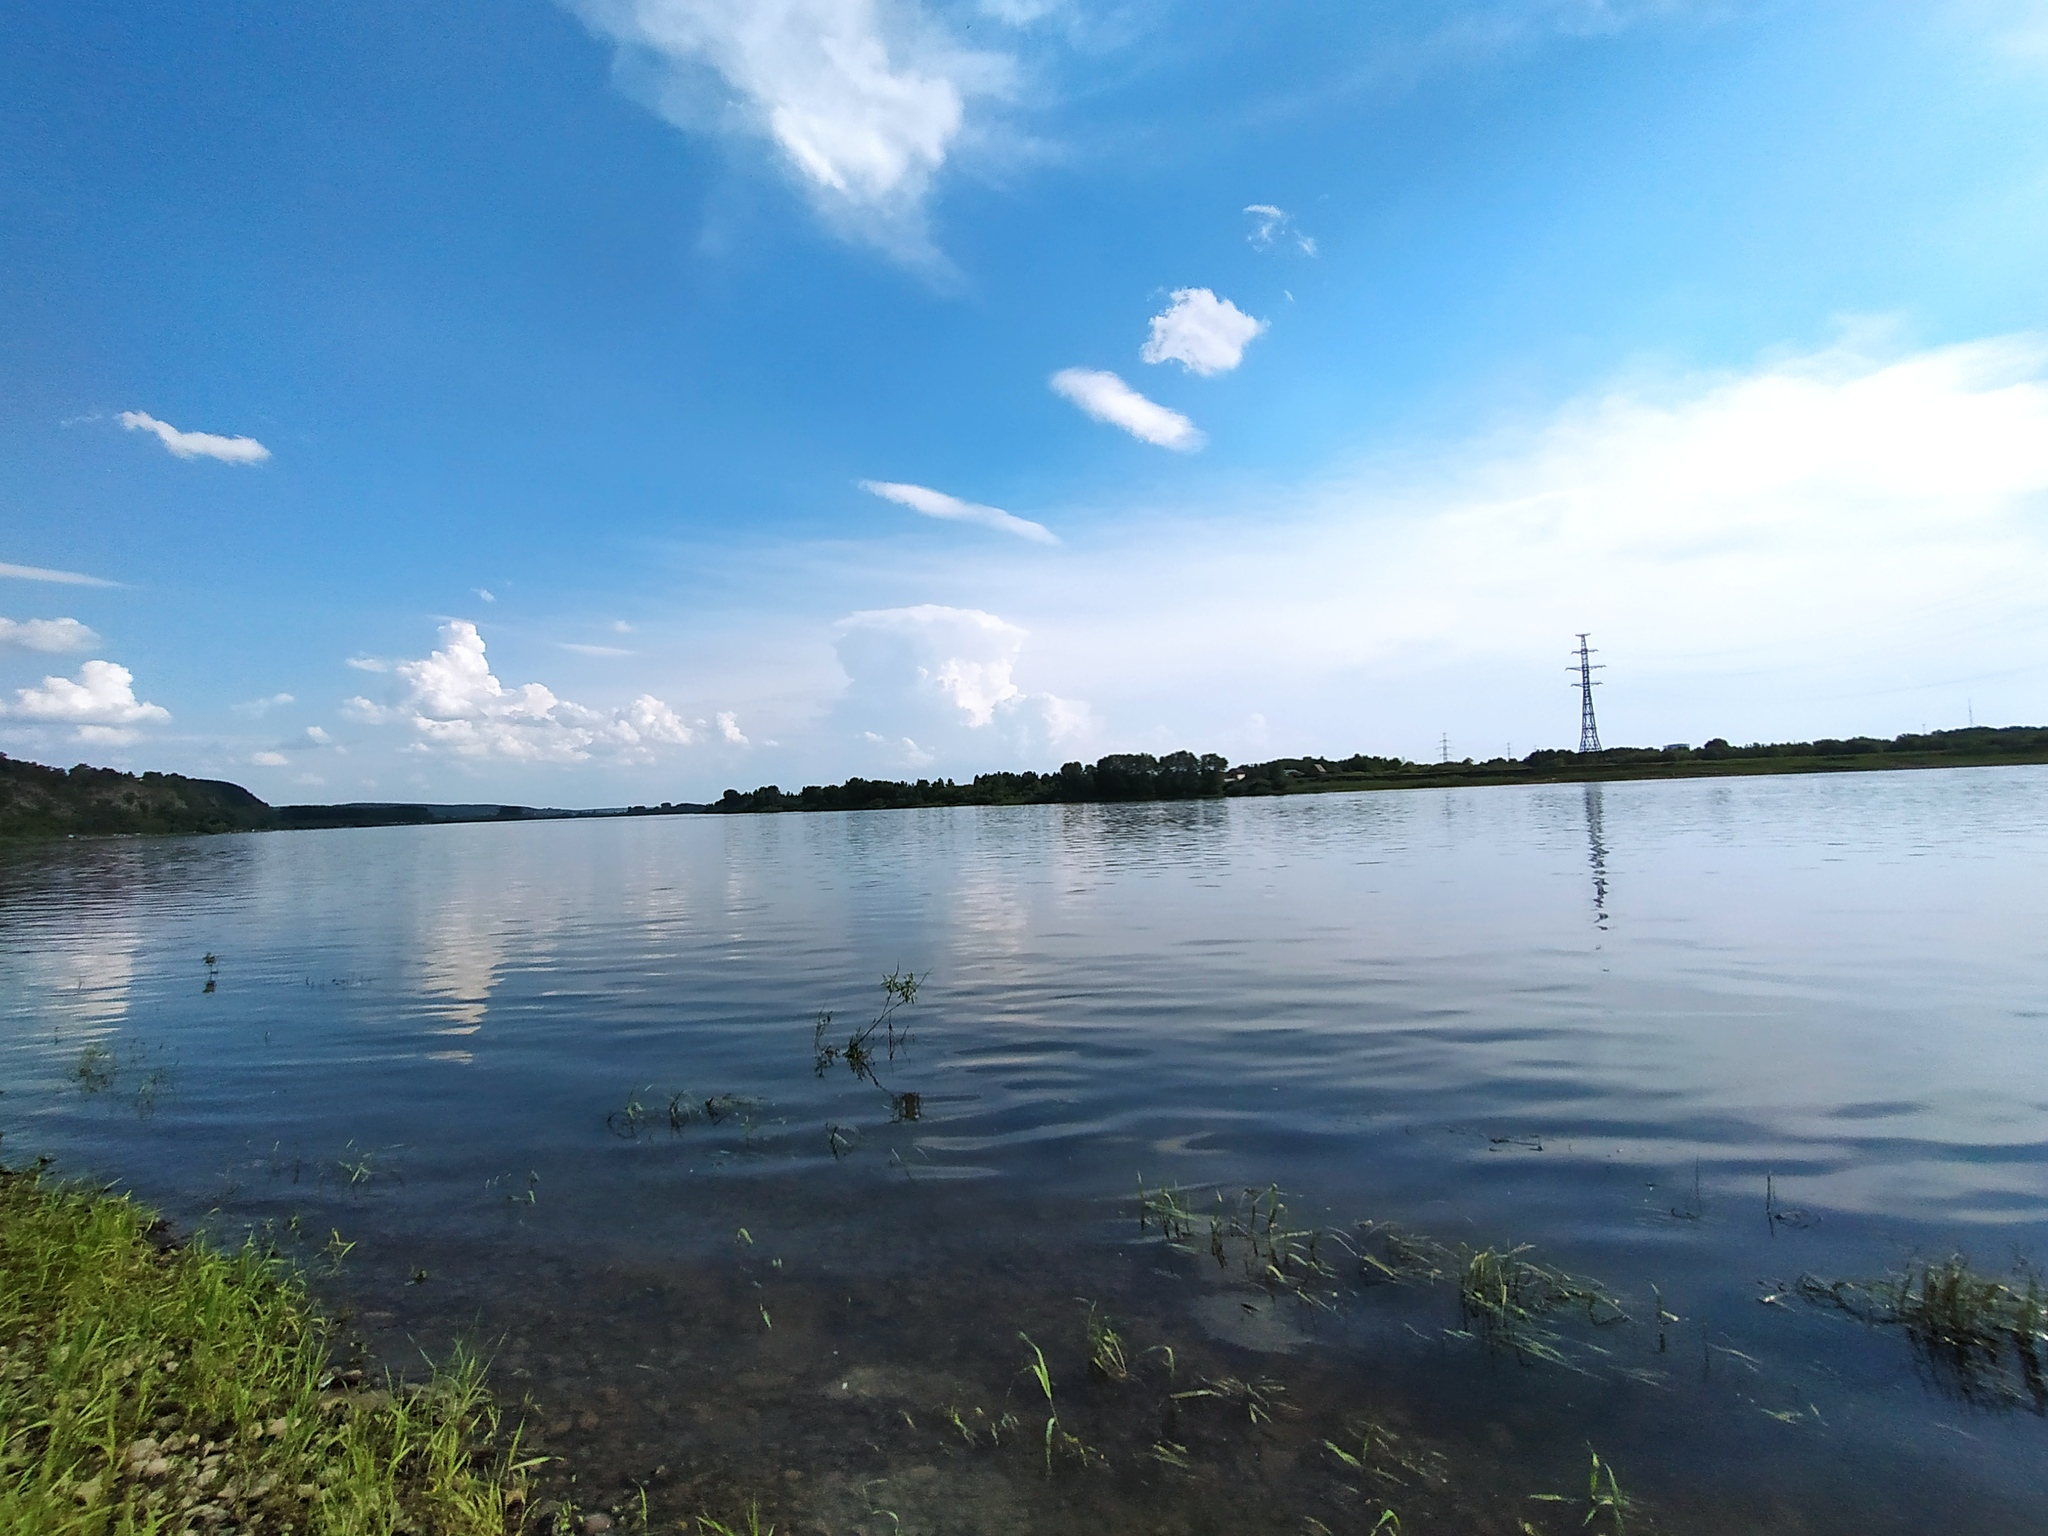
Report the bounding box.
[1798,1254,2048,1408]
[0,1163,535,1534]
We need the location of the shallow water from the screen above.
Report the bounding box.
[6,767,2048,1532]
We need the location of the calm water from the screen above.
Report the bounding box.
[6,768,2048,1533]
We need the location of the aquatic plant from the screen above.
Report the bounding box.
[1082,1302,1129,1383]
[1529,1448,1631,1535]
[70,1043,115,1094]
[1014,1332,1096,1473]
[696,1502,774,1536]
[1458,1245,1630,1358]
[813,968,924,1086]
[1349,1221,1628,1366]
[1323,1418,1448,1496]
[1797,1255,2048,1409]
[1171,1373,1288,1427]
[1136,1176,1198,1242]
[1139,1180,1339,1304]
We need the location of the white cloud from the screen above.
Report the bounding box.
[1244,204,1316,255]
[118,411,270,465]
[0,561,119,587]
[347,619,699,763]
[0,617,98,653]
[476,588,497,603]
[564,0,1012,260]
[975,330,2048,755]
[1049,368,1204,450]
[717,709,749,744]
[252,751,289,767]
[832,604,1091,760]
[306,726,333,745]
[859,479,1059,544]
[232,692,295,717]
[1140,288,1267,376]
[4,660,171,734]
[345,656,388,672]
[611,620,635,633]
[560,642,637,656]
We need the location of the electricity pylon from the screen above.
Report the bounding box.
[1571,633,1603,753]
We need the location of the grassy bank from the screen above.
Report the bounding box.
[0,1164,533,1535]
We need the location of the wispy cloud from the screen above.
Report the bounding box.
[346,619,698,762]
[0,561,119,587]
[559,642,637,656]
[1140,288,1266,376]
[118,410,270,465]
[232,692,295,717]
[1244,204,1316,255]
[0,617,98,653]
[563,0,1013,262]
[859,478,1059,543]
[1049,368,1203,450]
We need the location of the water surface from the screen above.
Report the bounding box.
[6,768,2047,1532]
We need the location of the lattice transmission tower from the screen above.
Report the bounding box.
[1570,633,1604,753]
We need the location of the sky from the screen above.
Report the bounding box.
[3,0,2047,806]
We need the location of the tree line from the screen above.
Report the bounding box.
[712,752,1231,814]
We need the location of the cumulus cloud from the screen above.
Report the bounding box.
[717,709,749,744]
[564,0,1012,260]
[0,617,98,653]
[0,561,119,587]
[859,479,1058,544]
[1244,204,1316,255]
[832,604,1090,762]
[1140,288,1266,376]
[1049,368,1204,450]
[3,659,170,741]
[251,751,289,767]
[346,620,699,762]
[118,411,270,465]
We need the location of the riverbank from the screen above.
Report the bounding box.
[0,1164,532,1535]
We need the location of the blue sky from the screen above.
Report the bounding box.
[3,0,2047,804]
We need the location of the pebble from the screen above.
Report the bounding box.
[582,1514,614,1533]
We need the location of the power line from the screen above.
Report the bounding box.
[1571,633,1604,753]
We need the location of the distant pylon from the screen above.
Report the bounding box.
[1570,633,1604,753]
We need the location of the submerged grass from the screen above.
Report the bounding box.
[1797,1255,2048,1409]
[0,1163,534,1534]
[1351,1222,1628,1367]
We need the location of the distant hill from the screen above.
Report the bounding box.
[0,755,274,839]
[0,754,622,841]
